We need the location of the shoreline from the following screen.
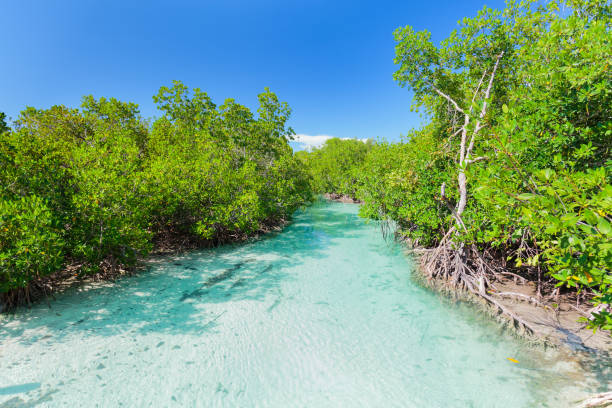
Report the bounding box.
[4,198,611,355]
[0,216,293,313]
[2,199,610,405]
[321,195,611,352]
[23,196,608,354]
[413,270,612,407]
[409,255,612,354]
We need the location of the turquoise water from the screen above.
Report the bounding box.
[0,202,605,407]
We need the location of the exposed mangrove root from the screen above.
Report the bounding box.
[0,258,126,313]
[494,292,545,306]
[577,392,612,408]
[416,233,538,335]
[1,279,54,313]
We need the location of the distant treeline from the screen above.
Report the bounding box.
[0,82,312,305]
[300,0,611,332]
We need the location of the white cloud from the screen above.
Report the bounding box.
[290,134,370,151]
[291,134,334,150]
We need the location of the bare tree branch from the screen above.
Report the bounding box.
[440,182,467,231]
[433,86,466,115]
[466,51,504,159]
[465,156,488,164]
[455,52,504,219]
[469,68,488,115]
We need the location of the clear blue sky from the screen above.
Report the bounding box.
[1,0,506,148]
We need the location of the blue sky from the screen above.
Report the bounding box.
[1,0,506,149]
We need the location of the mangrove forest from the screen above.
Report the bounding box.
[0,0,610,406]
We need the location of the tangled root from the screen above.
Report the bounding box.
[577,392,612,408]
[1,280,54,312]
[414,231,537,335]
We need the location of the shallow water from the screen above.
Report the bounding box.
[0,202,607,407]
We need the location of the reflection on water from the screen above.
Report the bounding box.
[0,201,608,407]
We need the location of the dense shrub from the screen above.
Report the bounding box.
[0,195,64,292]
[296,138,372,198]
[0,83,312,299]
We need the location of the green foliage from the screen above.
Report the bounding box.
[466,0,612,331]
[298,138,372,198]
[0,112,8,134]
[0,83,311,295]
[0,196,64,292]
[146,82,309,240]
[356,129,454,246]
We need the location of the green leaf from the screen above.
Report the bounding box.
[517,193,537,201]
[597,217,611,235]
